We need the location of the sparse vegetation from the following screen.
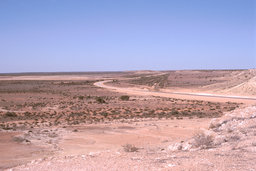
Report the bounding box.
[120,95,130,101]
[5,112,17,117]
[78,96,84,100]
[192,132,214,149]
[96,97,106,104]
[0,70,254,170]
[122,144,139,152]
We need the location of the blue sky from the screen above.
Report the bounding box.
[0,0,255,73]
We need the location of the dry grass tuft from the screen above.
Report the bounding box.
[120,95,130,101]
[192,132,214,149]
[122,144,139,152]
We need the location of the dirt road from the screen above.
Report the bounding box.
[94,80,256,104]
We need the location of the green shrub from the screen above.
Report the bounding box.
[171,110,179,115]
[96,97,106,104]
[5,112,17,117]
[120,95,130,101]
[78,96,84,100]
[100,112,108,117]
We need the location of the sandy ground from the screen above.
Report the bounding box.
[0,132,51,169]
[94,80,256,104]
[2,117,210,170]
[9,148,256,171]
[58,118,210,156]
[9,106,256,171]
[0,70,255,170]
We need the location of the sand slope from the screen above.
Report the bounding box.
[202,69,256,96]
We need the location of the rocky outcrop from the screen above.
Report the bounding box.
[168,106,256,151]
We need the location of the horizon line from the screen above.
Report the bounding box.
[0,68,254,75]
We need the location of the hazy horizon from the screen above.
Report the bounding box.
[0,0,255,73]
[1,68,255,75]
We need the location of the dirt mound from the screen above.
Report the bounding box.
[222,75,256,96]
[202,69,256,96]
[168,106,256,152]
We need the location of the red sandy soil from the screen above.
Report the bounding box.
[0,70,255,170]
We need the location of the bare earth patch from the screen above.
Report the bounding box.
[10,106,256,171]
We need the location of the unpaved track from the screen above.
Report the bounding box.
[94,80,256,104]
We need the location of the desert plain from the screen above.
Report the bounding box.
[0,69,256,170]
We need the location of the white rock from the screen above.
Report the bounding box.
[166,163,176,167]
[167,143,182,151]
[182,142,192,151]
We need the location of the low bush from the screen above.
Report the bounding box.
[120,95,130,101]
[5,112,17,117]
[78,96,84,100]
[192,132,213,149]
[122,144,139,152]
[96,97,106,104]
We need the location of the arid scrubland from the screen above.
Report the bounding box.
[0,70,255,170]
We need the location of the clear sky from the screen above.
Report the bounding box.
[0,0,255,73]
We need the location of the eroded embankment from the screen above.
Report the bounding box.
[168,106,256,152]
